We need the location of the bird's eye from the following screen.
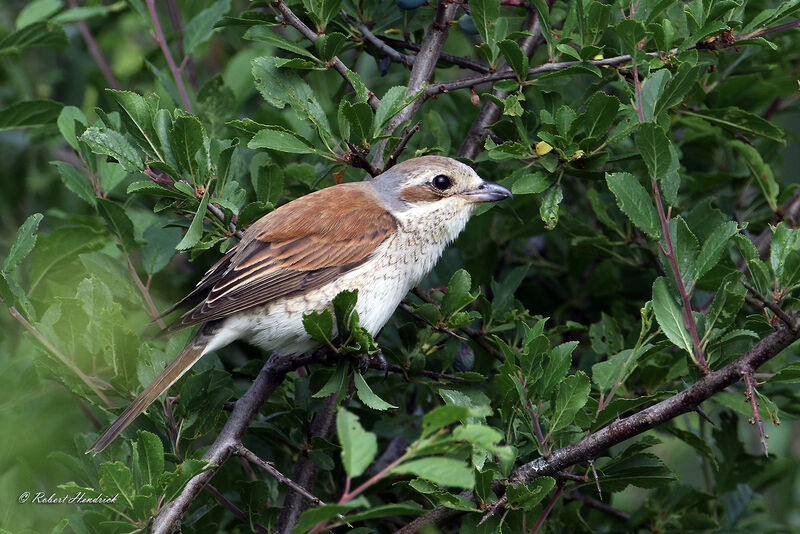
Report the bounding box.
[432,174,452,191]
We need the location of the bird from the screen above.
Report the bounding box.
[87,155,512,454]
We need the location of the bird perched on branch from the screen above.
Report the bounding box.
[87,155,511,453]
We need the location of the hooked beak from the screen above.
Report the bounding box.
[462,181,513,203]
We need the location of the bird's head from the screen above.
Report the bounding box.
[370,155,512,215]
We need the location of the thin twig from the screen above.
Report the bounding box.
[67,0,120,90]
[146,0,193,113]
[345,141,380,177]
[378,36,491,74]
[372,0,460,166]
[742,281,797,331]
[204,484,269,534]
[273,1,379,110]
[125,255,168,330]
[383,121,422,172]
[344,13,413,67]
[742,367,769,456]
[528,481,564,533]
[234,444,326,506]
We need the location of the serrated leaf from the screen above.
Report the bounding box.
[244,25,317,59]
[0,98,63,130]
[51,161,96,207]
[183,0,231,55]
[81,126,144,172]
[696,221,739,278]
[685,107,784,143]
[654,63,701,117]
[506,477,556,510]
[303,309,334,344]
[392,458,474,489]
[652,277,693,355]
[141,224,183,276]
[248,127,315,154]
[353,372,397,410]
[337,407,377,478]
[175,189,210,250]
[170,114,207,180]
[605,172,660,239]
[135,430,164,487]
[97,198,137,253]
[512,171,553,195]
[549,371,590,434]
[57,105,87,150]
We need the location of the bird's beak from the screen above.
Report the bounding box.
[461,181,513,203]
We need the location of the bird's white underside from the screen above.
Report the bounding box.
[200,199,476,358]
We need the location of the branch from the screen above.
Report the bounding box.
[344,14,413,68]
[66,0,120,90]
[743,280,797,331]
[234,444,326,506]
[372,0,460,166]
[204,484,269,534]
[145,0,193,113]
[378,36,491,73]
[273,1,379,110]
[276,392,339,534]
[741,367,769,456]
[382,121,422,172]
[150,349,332,533]
[434,18,800,100]
[459,4,546,159]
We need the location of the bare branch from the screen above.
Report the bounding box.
[234,444,326,507]
[372,1,460,166]
[67,0,120,90]
[273,1,379,110]
[344,13,413,67]
[204,484,269,534]
[742,280,797,331]
[146,0,193,113]
[150,349,331,533]
[383,121,422,172]
[742,367,769,456]
[378,36,491,73]
[276,392,339,534]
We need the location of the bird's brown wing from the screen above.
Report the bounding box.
[163,183,397,332]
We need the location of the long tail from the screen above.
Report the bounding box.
[86,334,209,454]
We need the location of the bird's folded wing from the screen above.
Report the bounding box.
[162,184,397,332]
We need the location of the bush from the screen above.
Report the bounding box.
[2,0,800,532]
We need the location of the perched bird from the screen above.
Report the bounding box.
[87,156,511,453]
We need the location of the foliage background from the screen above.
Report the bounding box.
[2,0,800,532]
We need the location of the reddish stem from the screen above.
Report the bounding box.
[145,0,193,113]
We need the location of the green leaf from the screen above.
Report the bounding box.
[107,89,161,158]
[183,0,231,55]
[135,431,164,487]
[615,19,647,58]
[0,21,68,55]
[170,114,208,180]
[731,140,779,211]
[770,222,800,289]
[652,277,693,355]
[354,372,397,410]
[51,161,96,207]
[99,461,132,500]
[696,221,739,278]
[422,405,471,437]
[498,39,528,78]
[337,407,377,478]
[303,309,334,344]
[56,105,87,150]
[639,69,670,123]
[549,371,590,434]
[252,56,333,140]
[81,126,144,172]
[372,86,407,136]
[441,269,474,318]
[315,32,347,62]
[392,458,474,489]
[313,360,348,398]
[592,348,643,393]
[28,225,105,295]
[538,341,577,398]
[252,163,285,205]
[654,63,701,117]
[3,213,43,273]
[582,92,620,139]
[635,122,679,205]
[605,172,660,239]
[598,452,676,491]
[470,0,500,49]
[97,198,137,253]
[0,99,63,131]
[243,26,317,59]
[506,477,556,510]
[248,127,315,154]
[512,171,553,195]
[140,224,183,276]
[669,216,698,287]
[684,107,785,143]
[341,101,373,144]
[175,189,210,250]
[16,0,63,29]
[539,183,563,230]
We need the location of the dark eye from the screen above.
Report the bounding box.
[432,174,451,191]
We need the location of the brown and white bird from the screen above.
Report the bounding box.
[87,156,511,453]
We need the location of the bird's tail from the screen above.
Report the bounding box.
[86,334,209,454]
